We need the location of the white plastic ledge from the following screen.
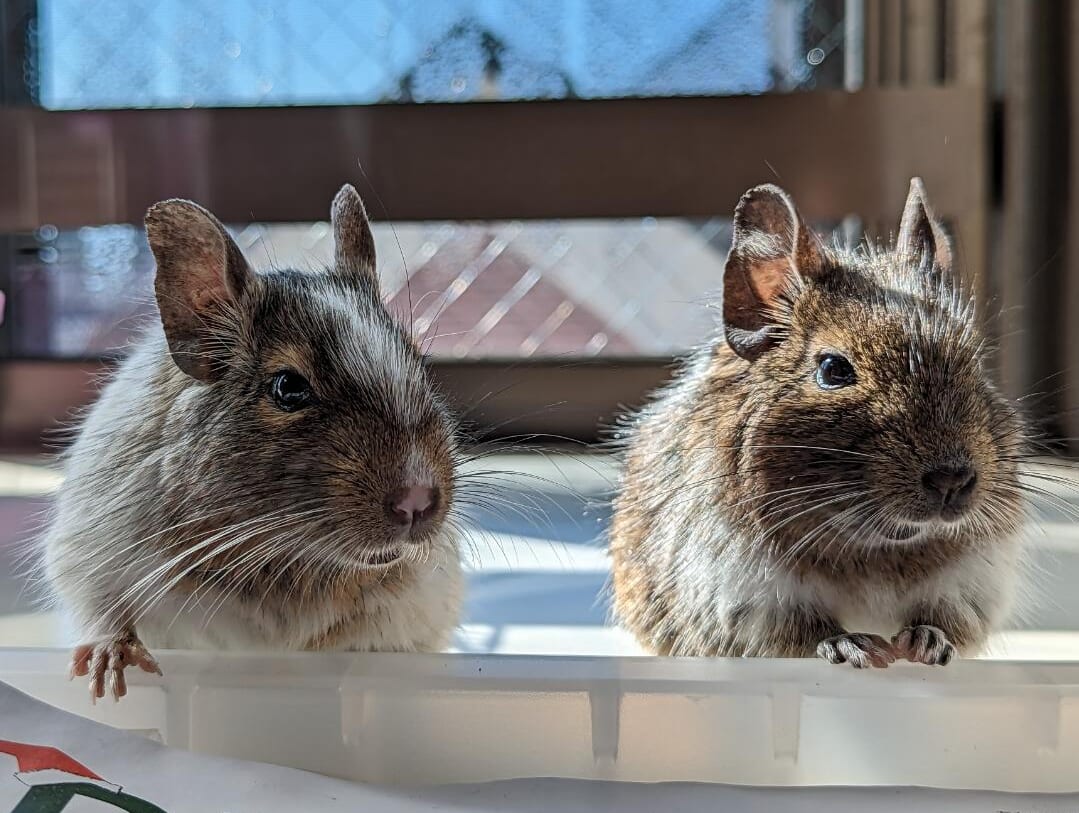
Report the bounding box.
[1,648,1077,792]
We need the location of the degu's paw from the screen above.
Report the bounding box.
[69,635,163,703]
[891,624,957,666]
[816,632,896,669]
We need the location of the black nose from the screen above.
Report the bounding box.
[921,465,977,512]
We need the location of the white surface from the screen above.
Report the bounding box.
[4,648,1079,792]
[5,680,1079,813]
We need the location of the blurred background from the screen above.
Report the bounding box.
[0,0,1077,656]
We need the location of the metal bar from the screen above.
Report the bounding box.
[0,237,12,360]
[1068,1,1079,453]
[940,0,956,83]
[953,0,992,88]
[0,89,986,229]
[0,0,36,105]
[903,0,942,86]
[844,0,866,91]
[999,0,1068,428]
[880,0,905,84]
[863,0,882,86]
[947,0,992,335]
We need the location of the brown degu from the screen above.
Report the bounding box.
[609,179,1027,667]
[43,185,463,700]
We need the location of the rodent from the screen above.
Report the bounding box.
[609,178,1027,667]
[41,184,463,701]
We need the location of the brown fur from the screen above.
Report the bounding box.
[610,180,1027,665]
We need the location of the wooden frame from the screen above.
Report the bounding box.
[0,0,1014,449]
[1,89,984,229]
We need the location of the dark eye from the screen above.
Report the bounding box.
[270,371,314,411]
[816,353,856,389]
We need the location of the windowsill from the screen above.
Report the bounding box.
[2,452,1079,658]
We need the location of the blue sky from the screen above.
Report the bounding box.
[38,0,783,108]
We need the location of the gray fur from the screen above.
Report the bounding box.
[42,185,463,698]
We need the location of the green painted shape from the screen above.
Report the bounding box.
[11,781,167,813]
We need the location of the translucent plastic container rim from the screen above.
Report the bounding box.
[6,646,1079,695]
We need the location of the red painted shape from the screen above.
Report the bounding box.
[0,739,105,781]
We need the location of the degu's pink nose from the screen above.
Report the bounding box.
[386,486,439,527]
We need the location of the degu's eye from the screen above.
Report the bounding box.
[815,353,856,390]
[269,370,314,411]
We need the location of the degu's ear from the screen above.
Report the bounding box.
[897,177,954,282]
[723,184,824,361]
[331,184,377,285]
[145,199,254,382]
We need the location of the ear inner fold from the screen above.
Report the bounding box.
[722,184,823,361]
[145,199,252,382]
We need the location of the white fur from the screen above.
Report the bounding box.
[404,448,435,488]
[133,541,463,652]
[323,284,421,426]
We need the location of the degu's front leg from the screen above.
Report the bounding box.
[891,600,989,666]
[69,628,162,703]
[705,602,896,669]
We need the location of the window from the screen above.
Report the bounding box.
[37,0,845,109]
[4,3,1079,795]
[8,218,734,359]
